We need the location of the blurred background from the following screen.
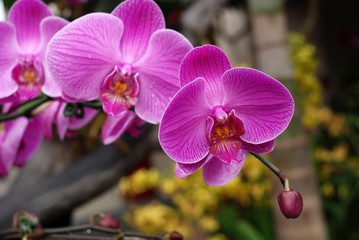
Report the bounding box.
[0,0,359,239]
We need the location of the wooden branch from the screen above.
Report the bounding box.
[0,127,153,229]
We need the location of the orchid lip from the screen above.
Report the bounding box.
[208,111,246,164]
[11,56,44,100]
[100,65,139,117]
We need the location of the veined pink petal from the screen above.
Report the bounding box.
[242,140,275,154]
[112,0,165,63]
[14,116,43,167]
[222,68,294,144]
[203,154,246,186]
[133,29,192,123]
[40,16,69,97]
[56,102,70,140]
[179,45,231,105]
[134,72,179,124]
[8,0,51,53]
[101,110,137,145]
[42,60,61,98]
[47,13,123,101]
[0,22,21,99]
[39,16,69,56]
[159,78,212,163]
[175,157,209,179]
[68,107,98,130]
[0,117,28,176]
[41,101,59,140]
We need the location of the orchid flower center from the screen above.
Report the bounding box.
[209,107,246,164]
[100,65,139,117]
[11,57,44,100]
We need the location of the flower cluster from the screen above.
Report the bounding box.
[0,0,294,187]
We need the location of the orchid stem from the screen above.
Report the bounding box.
[0,225,168,240]
[79,101,103,109]
[250,152,289,189]
[0,95,51,122]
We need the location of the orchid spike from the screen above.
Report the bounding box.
[159,45,294,186]
[0,0,68,101]
[47,0,193,124]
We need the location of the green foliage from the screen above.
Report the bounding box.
[218,204,274,240]
[3,0,16,9]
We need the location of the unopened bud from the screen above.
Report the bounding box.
[97,214,120,229]
[277,189,303,219]
[169,231,183,240]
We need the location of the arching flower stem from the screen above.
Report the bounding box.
[250,152,290,189]
[0,95,52,122]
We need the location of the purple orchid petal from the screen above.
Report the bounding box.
[133,29,192,123]
[203,153,246,186]
[242,140,275,154]
[0,22,21,99]
[68,107,97,130]
[41,101,59,140]
[179,45,231,105]
[42,60,61,98]
[175,157,209,179]
[8,0,51,53]
[134,72,179,124]
[159,78,212,163]
[14,116,43,167]
[0,117,28,176]
[40,16,69,55]
[0,95,18,104]
[112,0,165,64]
[101,110,137,145]
[222,68,294,144]
[56,102,70,140]
[40,16,69,97]
[47,13,123,101]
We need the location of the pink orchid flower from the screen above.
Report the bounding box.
[0,116,42,176]
[41,100,98,140]
[47,0,193,125]
[0,0,68,101]
[159,45,295,186]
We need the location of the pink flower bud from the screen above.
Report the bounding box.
[97,214,120,229]
[277,190,303,219]
[169,231,183,240]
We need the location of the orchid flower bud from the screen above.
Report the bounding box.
[169,231,183,240]
[97,214,120,229]
[277,189,303,219]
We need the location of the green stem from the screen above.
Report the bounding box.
[79,101,103,109]
[0,95,52,122]
[250,152,289,189]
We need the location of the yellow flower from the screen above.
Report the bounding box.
[199,216,220,232]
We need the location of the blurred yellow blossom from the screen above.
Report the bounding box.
[121,153,272,239]
[321,183,335,198]
[118,168,160,198]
